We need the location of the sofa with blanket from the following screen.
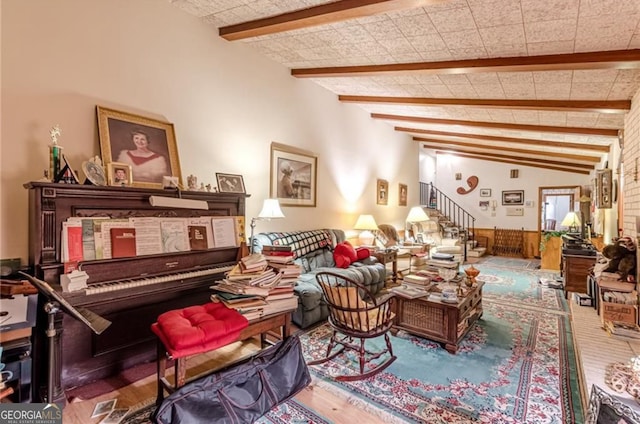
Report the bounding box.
[252,229,386,328]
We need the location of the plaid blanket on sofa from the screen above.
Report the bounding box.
[260,230,333,258]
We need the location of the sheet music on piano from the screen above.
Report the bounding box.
[212,217,238,248]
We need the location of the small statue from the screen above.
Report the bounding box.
[199,182,206,191]
[205,183,212,192]
[49,124,61,145]
[187,174,197,190]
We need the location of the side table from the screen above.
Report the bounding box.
[373,250,398,283]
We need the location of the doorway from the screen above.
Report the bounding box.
[538,185,581,249]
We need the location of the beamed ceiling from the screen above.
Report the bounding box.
[170,0,640,174]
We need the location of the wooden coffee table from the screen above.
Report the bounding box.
[391,281,484,354]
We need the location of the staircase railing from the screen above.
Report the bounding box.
[419,182,476,261]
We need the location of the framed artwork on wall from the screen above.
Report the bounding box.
[479,188,491,197]
[97,106,182,189]
[399,183,407,206]
[216,173,246,193]
[270,142,317,207]
[377,179,389,205]
[502,190,524,205]
[596,169,613,209]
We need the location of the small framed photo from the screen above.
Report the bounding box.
[107,162,133,187]
[502,190,524,205]
[99,408,130,424]
[399,183,407,206]
[82,158,107,186]
[479,188,491,197]
[377,179,389,205]
[216,173,246,193]
[91,399,116,418]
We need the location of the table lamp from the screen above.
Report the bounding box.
[250,199,285,253]
[354,214,378,246]
[406,206,429,241]
[561,211,581,234]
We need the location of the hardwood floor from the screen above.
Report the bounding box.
[57,257,640,422]
[61,337,388,424]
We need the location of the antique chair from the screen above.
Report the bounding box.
[308,271,396,381]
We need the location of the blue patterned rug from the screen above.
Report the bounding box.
[303,257,584,423]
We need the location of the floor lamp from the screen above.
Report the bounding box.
[249,199,285,253]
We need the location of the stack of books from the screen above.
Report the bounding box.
[261,245,295,264]
[210,252,299,320]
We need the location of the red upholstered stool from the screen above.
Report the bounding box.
[151,302,249,405]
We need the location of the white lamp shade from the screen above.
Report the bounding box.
[354,214,378,230]
[561,211,581,227]
[258,199,285,219]
[406,206,429,223]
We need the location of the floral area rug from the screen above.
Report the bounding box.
[303,259,584,423]
[121,397,332,424]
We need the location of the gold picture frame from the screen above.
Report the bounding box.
[377,179,389,205]
[107,162,133,187]
[399,183,407,206]
[97,106,182,189]
[270,142,317,207]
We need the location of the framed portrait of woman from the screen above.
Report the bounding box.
[97,106,182,189]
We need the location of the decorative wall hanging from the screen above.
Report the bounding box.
[502,190,524,205]
[377,179,389,205]
[398,183,407,206]
[97,106,182,189]
[455,173,462,180]
[270,142,317,207]
[479,188,491,197]
[456,175,479,195]
[595,169,612,209]
[510,169,519,178]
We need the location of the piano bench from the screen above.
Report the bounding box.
[151,302,249,406]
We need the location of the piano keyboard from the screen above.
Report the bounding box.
[85,264,234,295]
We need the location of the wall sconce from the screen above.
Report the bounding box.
[250,199,285,253]
[510,169,519,178]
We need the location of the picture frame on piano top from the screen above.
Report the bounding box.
[97,106,182,189]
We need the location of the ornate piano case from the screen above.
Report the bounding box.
[25,182,247,403]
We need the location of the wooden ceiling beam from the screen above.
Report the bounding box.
[219,0,440,41]
[339,95,629,113]
[415,137,600,163]
[292,49,640,77]
[396,126,610,152]
[422,143,593,169]
[373,113,620,137]
[433,150,591,175]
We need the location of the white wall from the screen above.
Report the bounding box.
[0,0,418,261]
[433,154,592,230]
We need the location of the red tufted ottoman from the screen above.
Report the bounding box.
[151,302,249,404]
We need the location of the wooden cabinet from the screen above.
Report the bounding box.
[540,235,562,270]
[562,254,596,298]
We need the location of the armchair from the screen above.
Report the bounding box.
[307,272,396,381]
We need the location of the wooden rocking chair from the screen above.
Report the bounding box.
[308,272,397,381]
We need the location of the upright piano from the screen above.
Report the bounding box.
[25,182,247,403]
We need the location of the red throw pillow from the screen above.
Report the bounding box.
[342,241,358,262]
[355,247,370,261]
[333,241,357,269]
